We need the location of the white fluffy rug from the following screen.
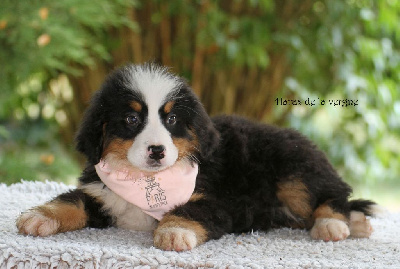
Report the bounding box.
[1,181,399,269]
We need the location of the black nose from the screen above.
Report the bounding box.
[148,145,165,160]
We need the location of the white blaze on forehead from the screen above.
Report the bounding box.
[124,65,182,171]
[125,65,182,107]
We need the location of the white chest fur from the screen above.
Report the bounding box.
[81,182,158,231]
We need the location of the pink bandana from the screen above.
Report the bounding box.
[94,160,198,220]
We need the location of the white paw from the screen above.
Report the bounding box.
[310,218,350,242]
[154,227,198,251]
[349,211,373,238]
[16,211,59,237]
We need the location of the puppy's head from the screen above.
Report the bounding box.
[76,63,219,172]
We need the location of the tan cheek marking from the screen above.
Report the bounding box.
[156,215,208,245]
[102,138,141,172]
[173,130,199,161]
[102,138,154,175]
[102,138,133,160]
[130,101,142,112]
[312,204,348,222]
[35,200,87,233]
[276,179,312,219]
[173,138,194,160]
[164,101,175,114]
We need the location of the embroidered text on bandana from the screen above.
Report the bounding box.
[94,160,198,220]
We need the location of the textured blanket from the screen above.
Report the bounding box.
[1,181,399,269]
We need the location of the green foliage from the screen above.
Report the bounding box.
[281,0,400,184]
[197,1,274,68]
[0,0,137,119]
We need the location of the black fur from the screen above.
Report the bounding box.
[168,115,373,238]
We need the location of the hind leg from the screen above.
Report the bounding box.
[348,211,373,238]
[310,203,350,242]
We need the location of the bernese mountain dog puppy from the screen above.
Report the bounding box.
[16,63,376,251]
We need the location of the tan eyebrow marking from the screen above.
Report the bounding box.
[164,101,175,114]
[130,101,142,112]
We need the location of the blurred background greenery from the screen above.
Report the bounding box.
[1,0,399,211]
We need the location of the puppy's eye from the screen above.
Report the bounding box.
[126,115,140,126]
[166,114,177,125]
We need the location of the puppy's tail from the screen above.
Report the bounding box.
[348,199,383,217]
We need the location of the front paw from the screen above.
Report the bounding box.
[16,199,87,236]
[154,227,198,251]
[16,211,60,236]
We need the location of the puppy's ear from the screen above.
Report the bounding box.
[195,113,220,159]
[188,92,220,159]
[75,92,105,165]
